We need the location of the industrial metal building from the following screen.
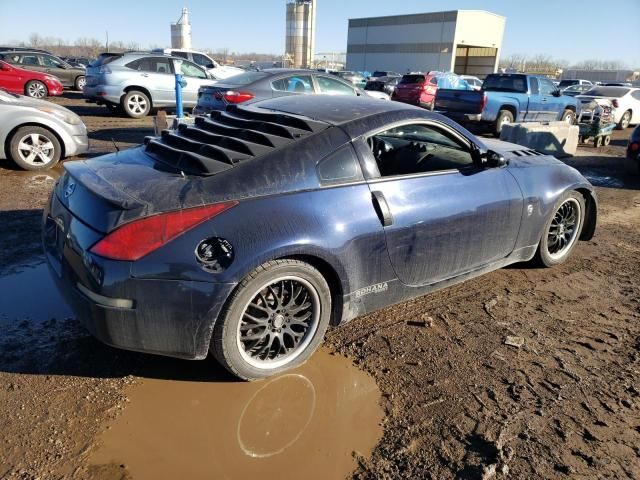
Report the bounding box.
[285,0,316,69]
[346,10,505,77]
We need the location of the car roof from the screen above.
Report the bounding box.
[250,94,419,126]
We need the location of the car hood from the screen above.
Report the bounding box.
[482,138,564,167]
[0,94,83,122]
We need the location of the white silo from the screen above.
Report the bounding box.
[171,7,192,49]
[285,0,316,69]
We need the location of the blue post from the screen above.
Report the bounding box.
[175,72,184,118]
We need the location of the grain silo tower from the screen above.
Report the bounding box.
[285,0,316,68]
[171,7,192,49]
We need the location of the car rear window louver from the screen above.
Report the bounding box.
[143,105,328,176]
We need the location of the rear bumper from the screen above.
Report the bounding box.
[82,84,122,105]
[42,193,236,359]
[46,255,235,359]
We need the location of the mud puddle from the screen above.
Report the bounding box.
[90,349,383,480]
[0,261,71,327]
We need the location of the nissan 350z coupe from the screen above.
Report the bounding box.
[43,96,597,380]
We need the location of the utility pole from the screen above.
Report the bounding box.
[105,31,109,53]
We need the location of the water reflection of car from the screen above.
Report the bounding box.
[561,84,592,97]
[626,125,640,175]
[0,60,64,98]
[0,89,87,170]
[193,69,377,115]
[576,86,640,129]
[0,50,86,90]
[83,52,217,118]
[44,95,596,380]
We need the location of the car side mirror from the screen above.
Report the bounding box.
[485,150,507,168]
[206,63,215,69]
[552,89,561,97]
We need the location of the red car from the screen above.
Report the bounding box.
[0,60,63,99]
[391,73,439,109]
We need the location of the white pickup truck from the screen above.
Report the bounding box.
[152,48,243,80]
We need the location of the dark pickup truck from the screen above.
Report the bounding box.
[434,74,578,136]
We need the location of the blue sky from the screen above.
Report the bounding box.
[0,0,638,65]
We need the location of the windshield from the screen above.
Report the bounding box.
[582,87,630,98]
[221,71,269,86]
[482,75,528,93]
[372,71,387,77]
[399,74,425,84]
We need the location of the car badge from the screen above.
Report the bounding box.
[64,181,76,198]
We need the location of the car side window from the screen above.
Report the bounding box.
[316,76,356,95]
[180,61,207,79]
[317,144,362,184]
[632,91,640,101]
[172,51,189,59]
[19,55,40,66]
[41,55,63,68]
[271,75,313,94]
[540,78,555,95]
[368,123,474,177]
[529,77,539,94]
[192,53,213,68]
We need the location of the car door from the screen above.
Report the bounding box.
[630,91,640,123]
[525,77,544,121]
[358,121,523,286]
[40,54,72,86]
[539,77,562,121]
[136,56,175,105]
[0,62,23,94]
[178,60,211,106]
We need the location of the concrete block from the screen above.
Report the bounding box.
[500,121,579,157]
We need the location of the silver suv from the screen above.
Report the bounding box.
[83,52,216,118]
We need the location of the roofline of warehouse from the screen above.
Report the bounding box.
[348,10,506,23]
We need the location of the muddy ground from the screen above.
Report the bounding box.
[0,93,638,479]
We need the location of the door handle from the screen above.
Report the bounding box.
[371,191,393,227]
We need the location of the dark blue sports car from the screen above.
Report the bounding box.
[43,96,597,380]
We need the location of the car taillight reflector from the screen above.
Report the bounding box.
[631,142,639,152]
[480,93,488,112]
[612,99,619,108]
[90,201,238,261]
[223,91,255,104]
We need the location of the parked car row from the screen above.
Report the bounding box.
[0,50,86,90]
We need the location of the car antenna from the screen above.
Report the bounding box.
[111,137,120,153]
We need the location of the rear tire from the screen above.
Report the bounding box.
[212,259,331,381]
[8,126,61,171]
[617,110,631,130]
[624,155,640,176]
[25,80,48,98]
[121,90,151,118]
[534,191,585,267]
[74,75,86,91]
[494,110,514,137]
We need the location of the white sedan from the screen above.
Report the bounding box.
[576,86,640,129]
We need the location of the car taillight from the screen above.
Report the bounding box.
[90,201,238,261]
[223,91,254,104]
[612,99,619,108]
[422,84,436,95]
[480,93,488,112]
[630,142,639,152]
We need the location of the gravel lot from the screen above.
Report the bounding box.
[0,93,638,479]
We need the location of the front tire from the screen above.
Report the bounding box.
[617,110,631,130]
[534,191,585,267]
[8,126,61,170]
[561,109,576,125]
[25,80,48,98]
[121,90,151,118]
[494,109,514,137]
[212,259,332,381]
